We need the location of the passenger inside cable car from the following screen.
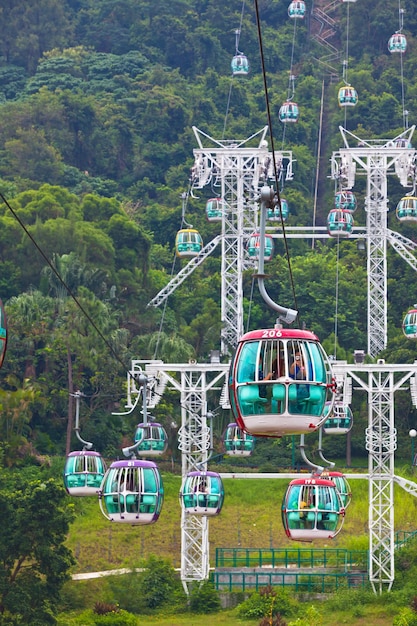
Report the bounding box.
[388,33,407,53]
[229,329,333,437]
[231,54,249,76]
[396,197,417,222]
[247,233,274,260]
[180,471,224,516]
[338,86,358,107]
[282,477,345,541]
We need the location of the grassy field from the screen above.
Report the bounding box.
[66,470,417,574]
[61,470,417,624]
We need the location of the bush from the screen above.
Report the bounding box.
[393,607,417,626]
[189,580,221,614]
[237,587,296,620]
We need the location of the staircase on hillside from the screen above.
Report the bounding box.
[310,0,341,82]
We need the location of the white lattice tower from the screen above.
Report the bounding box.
[192,126,293,354]
[331,126,417,358]
[333,360,417,593]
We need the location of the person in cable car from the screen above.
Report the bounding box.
[289,352,306,379]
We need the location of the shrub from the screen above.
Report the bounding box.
[189,580,221,614]
[393,607,417,626]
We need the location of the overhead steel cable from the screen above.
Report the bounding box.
[253,0,300,326]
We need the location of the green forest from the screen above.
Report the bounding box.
[1,0,417,623]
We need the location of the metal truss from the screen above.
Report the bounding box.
[331,126,417,357]
[126,360,229,593]
[332,360,417,593]
[191,126,293,355]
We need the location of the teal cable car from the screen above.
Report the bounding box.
[175,228,203,257]
[180,471,225,516]
[231,54,249,76]
[206,197,224,222]
[268,197,289,221]
[134,422,168,457]
[288,1,306,18]
[247,233,274,260]
[402,306,417,339]
[334,190,357,212]
[388,32,407,53]
[327,209,354,237]
[338,85,358,107]
[223,422,255,456]
[396,197,417,222]
[279,101,299,123]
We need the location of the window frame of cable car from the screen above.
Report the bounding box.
[231,54,249,76]
[229,329,334,437]
[282,477,345,540]
[279,101,299,123]
[388,33,407,53]
[180,471,225,516]
[334,191,357,212]
[402,309,417,338]
[99,460,164,524]
[64,450,106,496]
[338,86,358,107]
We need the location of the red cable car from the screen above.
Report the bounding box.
[228,328,334,437]
[282,477,345,542]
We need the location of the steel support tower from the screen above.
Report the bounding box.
[331,125,417,357]
[191,126,294,354]
[125,359,229,593]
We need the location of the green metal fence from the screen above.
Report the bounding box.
[213,570,368,592]
[215,547,368,570]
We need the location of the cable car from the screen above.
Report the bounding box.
[327,209,354,237]
[223,422,255,456]
[268,197,289,222]
[206,198,224,222]
[99,460,163,525]
[288,1,306,18]
[175,228,203,257]
[247,233,274,261]
[395,137,412,148]
[134,422,168,457]
[282,477,345,542]
[388,33,407,54]
[334,190,357,212]
[228,328,334,438]
[396,197,417,222]
[322,471,352,509]
[179,471,225,516]
[231,54,249,76]
[402,306,417,339]
[64,450,106,496]
[323,402,353,435]
[338,85,358,107]
[279,101,299,123]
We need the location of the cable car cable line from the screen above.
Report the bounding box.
[0,191,133,379]
[253,0,299,322]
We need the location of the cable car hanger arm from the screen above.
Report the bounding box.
[256,186,297,324]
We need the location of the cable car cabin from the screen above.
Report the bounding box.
[334,190,357,212]
[279,101,299,123]
[64,450,106,496]
[180,471,225,516]
[206,198,224,222]
[388,33,407,53]
[327,209,354,238]
[322,471,352,509]
[402,307,417,339]
[322,402,353,435]
[175,228,203,258]
[268,197,289,222]
[396,197,417,222]
[223,422,255,456]
[288,1,306,18]
[231,54,249,76]
[395,137,412,148]
[99,460,163,525]
[134,422,168,457]
[282,477,345,542]
[228,328,334,438]
[247,233,274,261]
[338,86,358,107]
